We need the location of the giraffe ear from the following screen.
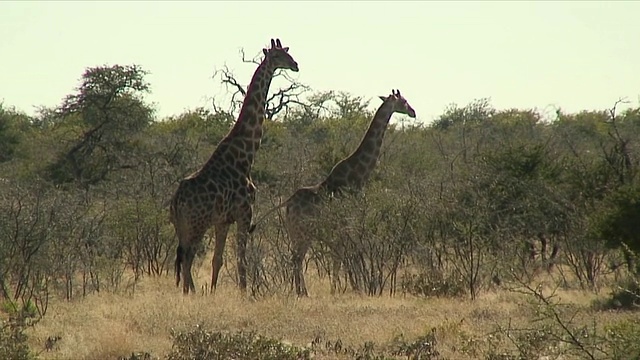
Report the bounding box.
[378,96,387,102]
[283,47,289,52]
[263,48,269,56]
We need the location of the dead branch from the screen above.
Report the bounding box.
[265,81,310,120]
[210,47,311,120]
[605,97,634,184]
[607,97,629,141]
[239,48,261,65]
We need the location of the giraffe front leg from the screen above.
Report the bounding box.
[247,180,257,234]
[236,215,253,294]
[290,230,310,297]
[211,223,230,294]
[236,197,255,294]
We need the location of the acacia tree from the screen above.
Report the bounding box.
[0,104,32,164]
[547,101,640,290]
[45,64,154,190]
[593,104,640,275]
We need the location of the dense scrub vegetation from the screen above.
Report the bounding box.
[1,63,639,358]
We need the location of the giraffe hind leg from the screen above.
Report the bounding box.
[180,235,202,295]
[182,245,196,294]
[284,217,309,297]
[211,223,230,294]
[187,247,196,294]
[291,234,310,297]
[175,244,183,288]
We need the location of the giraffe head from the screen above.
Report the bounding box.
[262,38,299,72]
[378,89,416,118]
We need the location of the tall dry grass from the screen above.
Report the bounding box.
[25,253,635,359]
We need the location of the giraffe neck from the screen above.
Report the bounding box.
[227,58,276,144]
[201,58,276,177]
[351,101,395,161]
[319,101,395,194]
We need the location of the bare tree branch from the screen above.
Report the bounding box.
[239,48,261,66]
[265,81,310,120]
[210,47,311,120]
[604,97,634,184]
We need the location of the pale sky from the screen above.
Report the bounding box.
[1,1,639,123]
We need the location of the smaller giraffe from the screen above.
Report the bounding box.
[254,90,416,296]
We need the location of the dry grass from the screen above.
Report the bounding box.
[25,257,636,360]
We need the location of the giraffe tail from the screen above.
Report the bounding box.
[175,244,183,287]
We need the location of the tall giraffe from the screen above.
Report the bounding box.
[255,89,416,296]
[169,38,299,295]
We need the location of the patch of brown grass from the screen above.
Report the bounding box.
[26,257,636,359]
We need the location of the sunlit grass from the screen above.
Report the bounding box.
[26,255,636,359]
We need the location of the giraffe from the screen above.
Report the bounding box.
[254,89,416,296]
[169,38,299,295]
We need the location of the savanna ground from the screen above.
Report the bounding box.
[20,256,640,360]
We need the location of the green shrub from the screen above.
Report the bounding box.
[592,278,640,311]
[167,326,310,360]
[1,299,38,320]
[389,329,441,360]
[605,319,640,360]
[0,318,34,360]
[400,272,466,298]
[117,352,157,360]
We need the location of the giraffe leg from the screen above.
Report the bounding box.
[173,222,189,293]
[291,232,310,297]
[236,209,254,294]
[230,185,256,294]
[182,245,197,294]
[187,249,197,294]
[175,244,183,288]
[211,223,230,294]
[236,231,248,293]
[247,179,257,235]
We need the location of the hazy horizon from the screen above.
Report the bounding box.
[1,1,639,123]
